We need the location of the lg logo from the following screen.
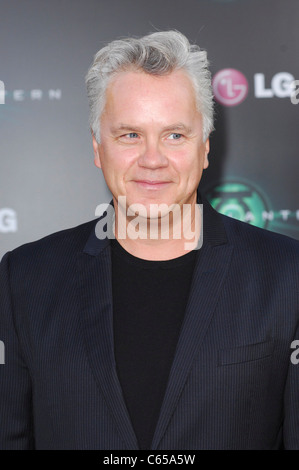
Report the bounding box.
[212,69,248,106]
[0,209,17,233]
[213,69,298,106]
[254,72,296,98]
[0,80,5,104]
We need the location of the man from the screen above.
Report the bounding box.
[0,30,299,450]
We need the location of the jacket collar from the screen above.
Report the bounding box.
[78,188,233,450]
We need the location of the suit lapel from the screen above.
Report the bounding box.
[77,227,138,450]
[77,197,233,450]
[151,201,234,450]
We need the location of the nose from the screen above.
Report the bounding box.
[137,139,168,169]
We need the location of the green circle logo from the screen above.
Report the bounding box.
[205,180,270,229]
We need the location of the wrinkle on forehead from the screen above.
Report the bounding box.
[101,69,201,135]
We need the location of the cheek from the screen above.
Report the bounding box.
[173,149,206,191]
[171,148,201,173]
[105,144,139,167]
[101,148,140,186]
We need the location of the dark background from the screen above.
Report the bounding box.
[1,0,298,258]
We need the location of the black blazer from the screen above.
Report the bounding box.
[1,199,299,449]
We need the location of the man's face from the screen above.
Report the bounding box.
[93,69,209,215]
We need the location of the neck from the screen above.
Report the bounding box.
[113,198,202,260]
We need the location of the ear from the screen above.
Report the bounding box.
[203,138,210,169]
[92,133,102,169]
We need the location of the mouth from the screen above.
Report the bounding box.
[132,180,172,190]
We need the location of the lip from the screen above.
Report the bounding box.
[133,180,172,189]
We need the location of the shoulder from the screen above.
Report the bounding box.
[1,219,97,269]
[220,212,299,269]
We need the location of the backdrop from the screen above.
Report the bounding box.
[1,0,299,259]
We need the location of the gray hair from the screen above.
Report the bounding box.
[85,30,214,143]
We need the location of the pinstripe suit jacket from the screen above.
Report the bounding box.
[1,199,299,449]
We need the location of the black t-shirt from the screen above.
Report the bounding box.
[111,239,198,450]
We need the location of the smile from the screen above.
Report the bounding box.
[133,180,172,190]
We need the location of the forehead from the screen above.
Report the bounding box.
[103,69,198,119]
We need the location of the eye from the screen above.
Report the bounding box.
[125,132,139,139]
[168,133,182,140]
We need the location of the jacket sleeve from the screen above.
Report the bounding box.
[0,252,34,449]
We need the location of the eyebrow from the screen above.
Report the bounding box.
[110,123,193,135]
[110,124,143,135]
[162,123,193,135]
